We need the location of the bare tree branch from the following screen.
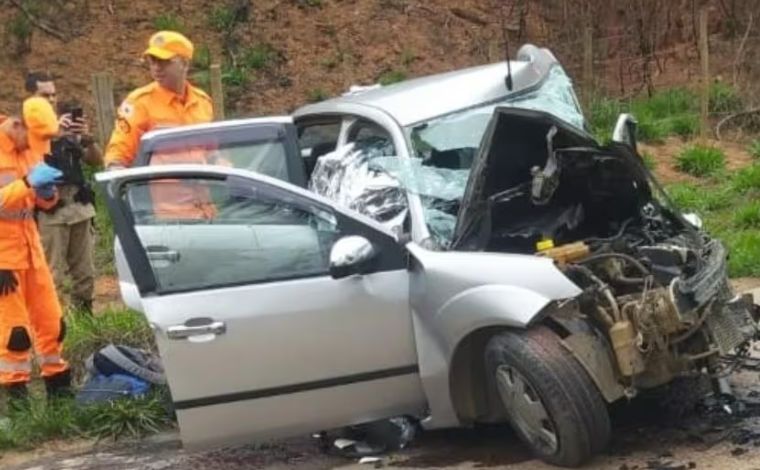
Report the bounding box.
[716,107,760,140]
[733,12,753,87]
[8,0,67,41]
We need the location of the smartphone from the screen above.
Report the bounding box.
[71,107,83,122]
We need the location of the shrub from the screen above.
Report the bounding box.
[724,231,760,277]
[748,139,760,160]
[242,44,276,70]
[192,44,212,70]
[733,202,760,228]
[152,13,184,32]
[307,88,328,103]
[732,164,760,192]
[665,182,732,212]
[669,114,699,138]
[709,81,743,114]
[641,151,657,170]
[378,70,407,86]
[675,145,726,177]
[588,96,624,143]
[209,6,238,32]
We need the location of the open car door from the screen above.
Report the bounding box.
[95,164,425,449]
[135,117,308,188]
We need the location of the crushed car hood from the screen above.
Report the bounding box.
[451,107,655,252]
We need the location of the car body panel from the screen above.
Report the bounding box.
[405,243,582,428]
[96,164,426,448]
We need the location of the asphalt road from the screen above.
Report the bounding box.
[5,367,760,470]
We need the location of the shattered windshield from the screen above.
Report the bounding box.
[392,65,585,244]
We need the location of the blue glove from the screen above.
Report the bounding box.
[36,184,56,200]
[27,163,62,189]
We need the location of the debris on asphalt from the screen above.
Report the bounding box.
[321,417,418,461]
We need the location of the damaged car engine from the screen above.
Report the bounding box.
[451,110,758,392]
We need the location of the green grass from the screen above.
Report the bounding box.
[709,81,743,114]
[732,164,760,193]
[378,70,408,86]
[209,5,239,32]
[588,83,744,143]
[152,13,185,33]
[242,43,276,70]
[675,145,726,176]
[0,391,172,451]
[64,309,155,381]
[665,163,760,277]
[748,139,760,160]
[307,88,329,103]
[93,186,115,276]
[641,151,657,170]
[733,202,760,228]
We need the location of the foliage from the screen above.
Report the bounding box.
[640,151,656,170]
[209,5,240,32]
[675,145,726,177]
[733,202,760,229]
[748,139,760,161]
[6,12,33,55]
[242,44,277,70]
[732,164,760,193]
[152,13,185,33]
[665,163,760,277]
[378,70,408,86]
[0,392,172,450]
[307,88,329,103]
[709,81,743,114]
[64,309,155,381]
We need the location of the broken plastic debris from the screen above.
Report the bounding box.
[359,457,383,465]
[334,438,358,450]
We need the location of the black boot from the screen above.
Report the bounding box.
[44,369,73,401]
[4,382,30,413]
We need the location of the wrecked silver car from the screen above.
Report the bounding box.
[98,44,758,467]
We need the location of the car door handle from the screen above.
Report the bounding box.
[146,246,180,263]
[167,321,226,340]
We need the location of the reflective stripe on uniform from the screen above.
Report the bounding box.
[0,359,32,372]
[37,354,65,366]
[0,208,33,220]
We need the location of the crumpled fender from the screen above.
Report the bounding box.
[436,284,557,347]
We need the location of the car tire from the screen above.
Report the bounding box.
[484,326,611,467]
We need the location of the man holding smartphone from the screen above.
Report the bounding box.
[26,72,103,313]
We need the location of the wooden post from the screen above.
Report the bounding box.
[210,63,225,121]
[583,25,594,115]
[91,72,116,147]
[699,5,710,140]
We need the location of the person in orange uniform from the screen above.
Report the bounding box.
[104,30,213,169]
[0,97,71,408]
[104,31,217,220]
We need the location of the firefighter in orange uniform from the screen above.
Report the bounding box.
[104,31,217,220]
[0,97,70,408]
[104,30,213,169]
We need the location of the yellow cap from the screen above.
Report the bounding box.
[144,31,194,60]
[22,97,59,157]
[536,239,555,252]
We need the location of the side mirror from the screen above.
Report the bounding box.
[612,113,638,149]
[329,236,377,279]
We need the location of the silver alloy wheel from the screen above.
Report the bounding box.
[495,365,558,454]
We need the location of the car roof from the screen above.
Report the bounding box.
[293,44,561,127]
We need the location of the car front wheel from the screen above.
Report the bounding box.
[484,326,611,467]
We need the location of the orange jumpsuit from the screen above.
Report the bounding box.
[104,81,216,219]
[0,132,68,386]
